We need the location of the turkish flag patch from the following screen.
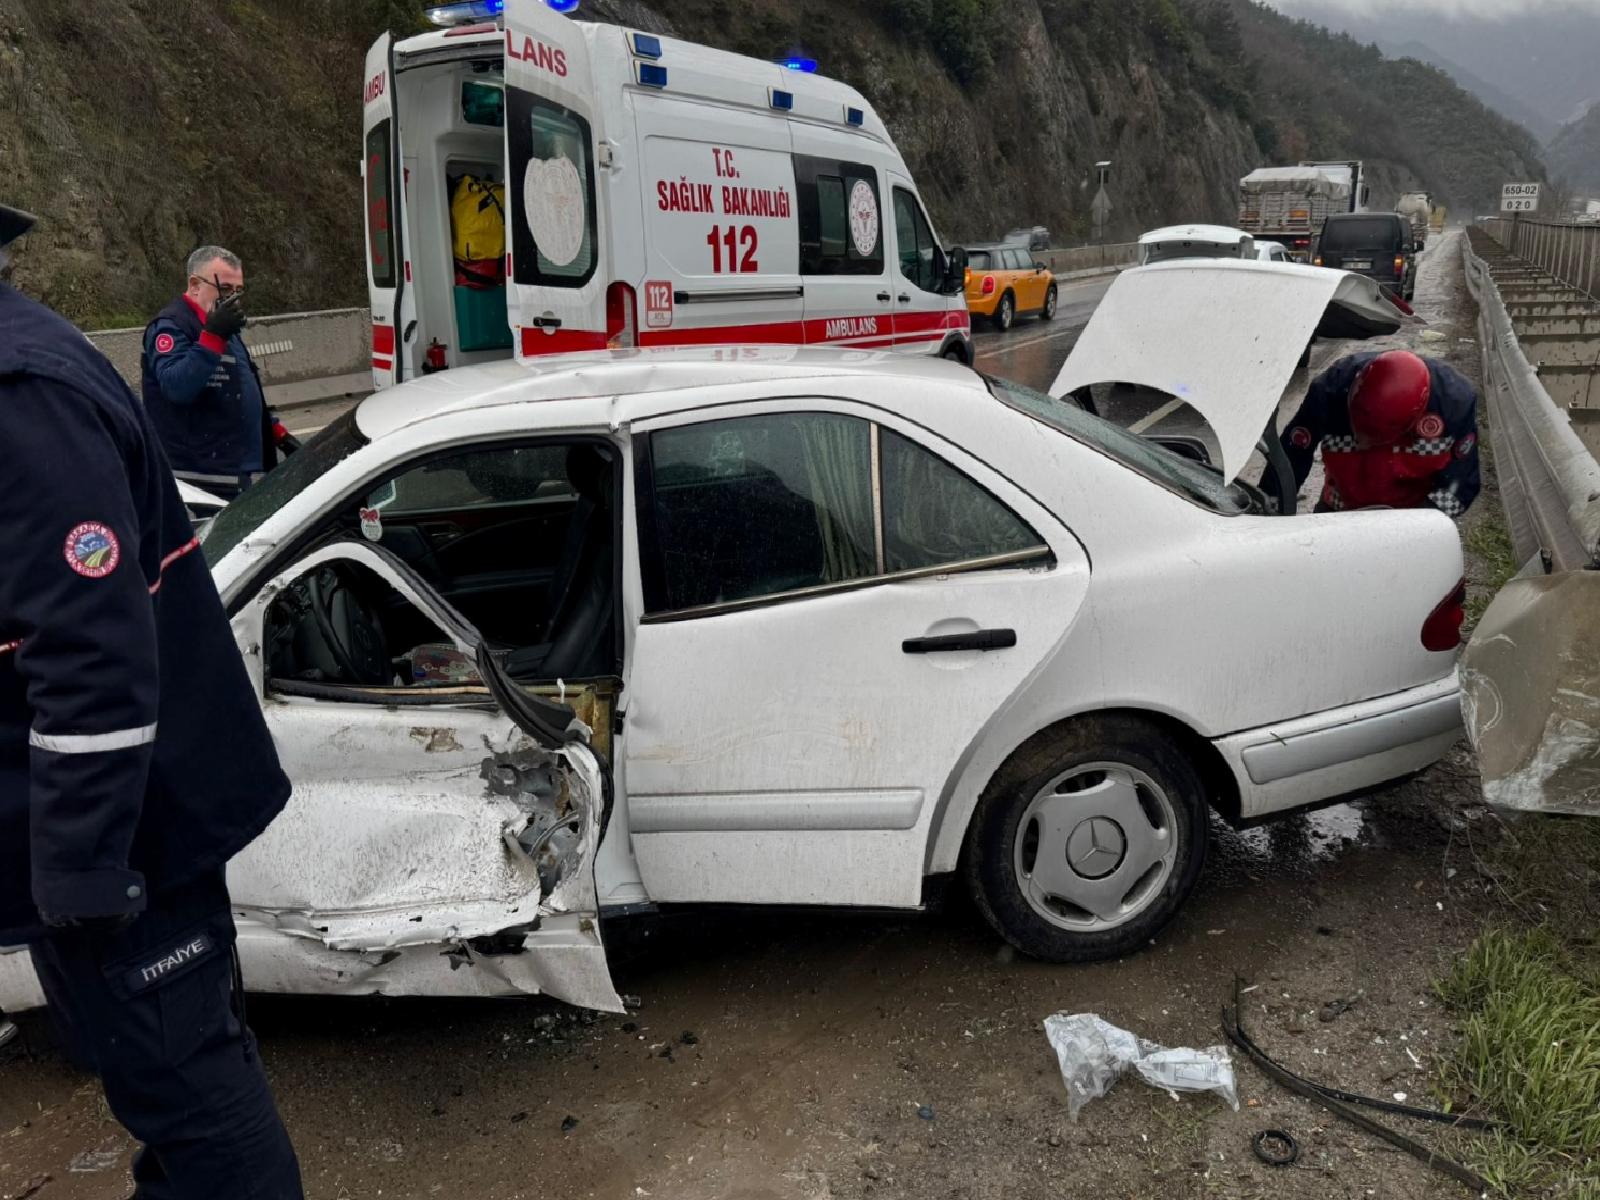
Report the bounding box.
[154,332,175,354]
[1289,426,1313,450]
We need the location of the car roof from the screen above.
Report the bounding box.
[354,348,990,442]
[1139,224,1252,245]
[1324,212,1403,224]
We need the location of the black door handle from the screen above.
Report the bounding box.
[530,315,563,329]
[902,628,1017,654]
[876,291,892,302]
[898,293,911,303]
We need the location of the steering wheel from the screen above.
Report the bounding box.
[304,566,391,685]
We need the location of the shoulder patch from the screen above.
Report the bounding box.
[64,522,121,579]
[1289,426,1313,450]
[154,332,175,354]
[1456,432,1477,459]
[1416,413,1445,439]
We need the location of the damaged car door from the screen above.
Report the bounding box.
[226,538,621,1010]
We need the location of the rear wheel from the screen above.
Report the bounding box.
[1040,285,1058,321]
[965,715,1208,962]
[994,291,1015,332]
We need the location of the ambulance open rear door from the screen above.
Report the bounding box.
[502,0,612,356]
[363,32,414,386]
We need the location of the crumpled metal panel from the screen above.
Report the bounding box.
[1461,570,1600,815]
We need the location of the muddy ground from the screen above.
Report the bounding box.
[1,233,1512,1200]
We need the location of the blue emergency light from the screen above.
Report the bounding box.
[426,0,576,24]
[769,89,794,111]
[845,106,864,126]
[782,56,818,73]
[631,33,663,59]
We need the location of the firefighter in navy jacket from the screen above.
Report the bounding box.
[1280,348,1481,517]
[0,205,302,1196]
[141,245,291,500]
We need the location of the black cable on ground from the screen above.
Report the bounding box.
[1222,979,1493,1196]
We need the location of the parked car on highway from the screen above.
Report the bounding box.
[0,263,1457,1013]
[1003,226,1051,251]
[1254,240,1292,263]
[964,243,1057,331]
[1139,224,1257,264]
[1315,212,1418,302]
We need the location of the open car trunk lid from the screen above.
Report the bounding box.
[1050,260,1408,483]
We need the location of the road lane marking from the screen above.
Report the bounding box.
[1129,397,1186,433]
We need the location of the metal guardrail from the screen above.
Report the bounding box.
[1480,217,1600,304]
[1463,227,1600,572]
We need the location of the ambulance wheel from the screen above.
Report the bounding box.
[994,292,1016,332]
[940,341,969,364]
[964,714,1208,963]
[1040,285,1058,321]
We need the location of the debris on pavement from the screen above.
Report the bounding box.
[1222,980,1498,1195]
[1251,1128,1299,1166]
[1318,990,1364,1023]
[1042,1012,1239,1120]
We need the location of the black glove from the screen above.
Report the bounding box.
[204,293,248,340]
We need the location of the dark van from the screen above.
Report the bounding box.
[1314,213,1417,302]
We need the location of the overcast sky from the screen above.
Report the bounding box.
[1268,0,1596,16]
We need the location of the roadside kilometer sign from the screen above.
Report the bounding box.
[1501,183,1540,214]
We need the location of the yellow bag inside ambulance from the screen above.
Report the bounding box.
[449,173,512,351]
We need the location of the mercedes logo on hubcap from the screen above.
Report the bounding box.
[1067,816,1126,880]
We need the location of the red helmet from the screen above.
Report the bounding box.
[1349,351,1431,444]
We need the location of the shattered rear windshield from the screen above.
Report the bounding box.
[982,374,1251,515]
[202,411,368,567]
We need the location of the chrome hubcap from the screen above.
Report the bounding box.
[1013,762,1177,932]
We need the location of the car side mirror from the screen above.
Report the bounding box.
[1034,262,1047,273]
[941,246,968,295]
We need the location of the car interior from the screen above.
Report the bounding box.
[264,440,621,697]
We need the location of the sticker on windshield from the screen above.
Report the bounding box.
[359,506,383,543]
[523,154,586,267]
[849,180,879,258]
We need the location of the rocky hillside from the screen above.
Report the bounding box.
[0,0,1547,328]
[1547,105,1600,193]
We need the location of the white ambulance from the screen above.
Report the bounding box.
[361,0,973,388]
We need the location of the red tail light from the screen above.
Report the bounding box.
[1293,238,1310,248]
[606,282,637,349]
[981,274,996,296]
[1394,255,1406,276]
[1421,578,1466,651]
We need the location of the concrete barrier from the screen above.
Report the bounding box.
[88,307,372,411]
[1037,242,1139,275]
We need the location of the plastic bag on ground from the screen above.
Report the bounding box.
[1043,1012,1239,1120]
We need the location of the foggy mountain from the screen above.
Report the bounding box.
[1266,2,1600,137]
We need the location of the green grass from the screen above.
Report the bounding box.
[1435,929,1600,1196]
[1464,423,1520,628]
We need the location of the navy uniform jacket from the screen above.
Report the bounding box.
[1280,352,1481,516]
[0,283,290,942]
[141,295,279,498]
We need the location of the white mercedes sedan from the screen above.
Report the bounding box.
[0,263,1464,1013]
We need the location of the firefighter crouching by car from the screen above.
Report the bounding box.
[0,205,304,1197]
[142,245,297,501]
[1279,348,1481,516]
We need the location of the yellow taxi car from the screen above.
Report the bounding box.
[964,243,1057,331]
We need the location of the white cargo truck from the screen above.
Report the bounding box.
[1237,159,1368,262]
[1397,191,1432,249]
